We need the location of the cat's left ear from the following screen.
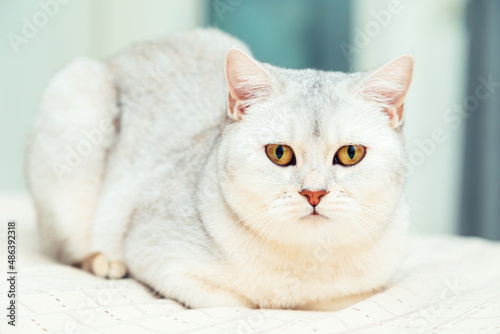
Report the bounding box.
[225,48,275,121]
[360,54,414,128]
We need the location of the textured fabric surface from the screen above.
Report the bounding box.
[1,194,500,333]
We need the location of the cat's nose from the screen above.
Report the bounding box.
[299,189,328,207]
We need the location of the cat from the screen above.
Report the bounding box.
[26,29,413,310]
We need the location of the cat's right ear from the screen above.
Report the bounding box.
[225,48,274,121]
[359,54,414,128]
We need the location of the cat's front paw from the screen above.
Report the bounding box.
[81,252,127,279]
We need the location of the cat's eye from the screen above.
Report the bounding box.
[266,144,295,166]
[334,145,366,166]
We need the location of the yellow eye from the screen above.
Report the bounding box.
[266,144,295,166]
[335,145,366,166]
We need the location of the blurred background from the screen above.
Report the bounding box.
[0,0,498,240]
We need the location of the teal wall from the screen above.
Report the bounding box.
[209,0,351,71]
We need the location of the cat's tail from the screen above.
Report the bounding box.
[26,58,118,264]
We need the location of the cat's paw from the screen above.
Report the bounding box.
[81,252,127,279]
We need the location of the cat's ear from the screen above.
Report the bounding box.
[225,48,274,121]
[360,54,414,128]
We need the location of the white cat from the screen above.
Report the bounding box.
[26,29,413,310]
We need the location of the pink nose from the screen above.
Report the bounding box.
[300,189,328,206]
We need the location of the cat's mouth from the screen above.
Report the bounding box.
[301,209,328,220]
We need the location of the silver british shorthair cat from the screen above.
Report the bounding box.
[27,29,413,310]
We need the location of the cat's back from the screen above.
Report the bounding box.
[109,29,249,144]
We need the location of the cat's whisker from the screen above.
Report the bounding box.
[262,217,283,269]
[228,210,276,279]
[355,207,397,238]
[230,210,272,251]
[351,218,376,247]
[231,205,270,229]
[350,216,379,247]
[343,204,388,244]
[356,201,418,240]
[245,215,279,269]
[221,196,282,243]
[355,197,404,215]
[354,209,411,249]
[351,197,409,226]
[231,201,293,253]
[249,214,279,254]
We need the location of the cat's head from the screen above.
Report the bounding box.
[218,49,413,247]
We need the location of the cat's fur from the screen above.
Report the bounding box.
[26,29,413,310]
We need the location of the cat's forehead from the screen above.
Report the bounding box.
[275,68,359,115]
[277,71,363,133]
[272,67,355,93]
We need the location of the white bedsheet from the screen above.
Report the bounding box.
[1,193,500,334]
